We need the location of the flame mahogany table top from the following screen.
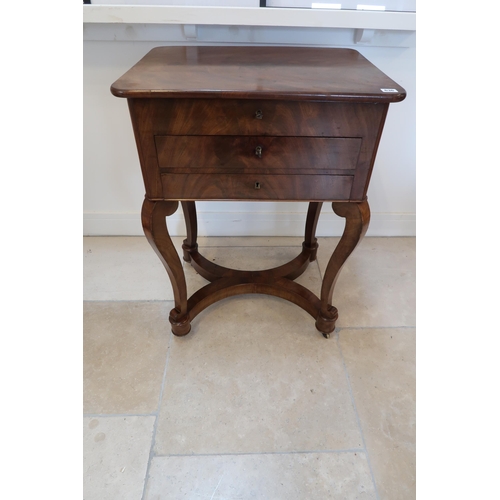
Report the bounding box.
[111,46,406,103]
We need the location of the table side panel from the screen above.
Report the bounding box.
[349,102,389,200]
[127,99,163,199]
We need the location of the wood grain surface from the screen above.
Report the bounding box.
[161,173,353,201]
[137,99,381,137]
[155,136,361,175]
[111,46,406,102]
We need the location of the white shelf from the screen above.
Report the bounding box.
[82,5,416,31]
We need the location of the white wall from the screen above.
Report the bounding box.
[83,19,415,237]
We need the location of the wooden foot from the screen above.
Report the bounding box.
[141,199,191,336]
[169,308,192,336]
[315,305,339,337]
[315,200,370,336]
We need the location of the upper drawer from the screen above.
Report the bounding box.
[147,99,372,137]
[155,136,361,175]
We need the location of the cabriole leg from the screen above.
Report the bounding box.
[315,201,370,338]
[141,199,191,336]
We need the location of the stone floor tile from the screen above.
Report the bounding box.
[82,236,415,499]
[154,296,362,455]
[83,415,155,500]
[316,237,415,327]
[84,236,314,301]
[339,328,416,500]
[84,301,170,414]
[144,452,376,500]
[197,236,304,247]
[83,236,184,301]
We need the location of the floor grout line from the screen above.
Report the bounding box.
[84,244,304,253]
[197,245,302,249]
[153,448,366,458]
[140,332,173,500]
[83,413,157,418]
[336,329,381,500]
[83,299,175,303]
[313,254,323,281]
[338,325,416,330]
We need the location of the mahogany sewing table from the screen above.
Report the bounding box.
[111,46,406,338]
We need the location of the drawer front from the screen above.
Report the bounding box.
[155,136,361,175]
[161,173,353,201]
[149,99,373,137]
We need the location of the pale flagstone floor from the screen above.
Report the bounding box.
[83,236,415,500]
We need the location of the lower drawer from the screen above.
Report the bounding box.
[161,173,353,201]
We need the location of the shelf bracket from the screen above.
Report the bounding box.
[354,28,375,44]
[183,24,198,39]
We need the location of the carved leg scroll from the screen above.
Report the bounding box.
[315,200,370,338]
[181,201,198,262]
[141,199,191,336]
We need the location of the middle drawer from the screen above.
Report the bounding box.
[155,136,361,175]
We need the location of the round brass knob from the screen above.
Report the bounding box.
[255,145,263,158]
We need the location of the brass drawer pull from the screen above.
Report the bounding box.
[255,145,263,158]
[255,109,263,119]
